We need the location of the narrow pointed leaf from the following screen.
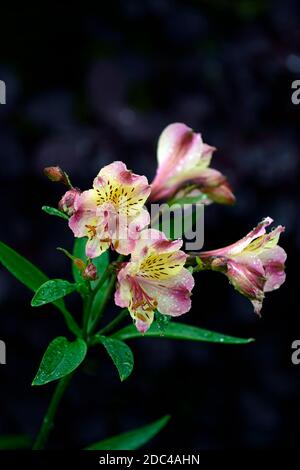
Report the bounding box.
[113,322,254,345]
[0,240,81,336]
[95,336,134,381]
[85,415,170,450]
[32,336,87,385]
[0,240,50,292]
[0,435,32,450]
[31,279,77,307]
[42,206,69,220]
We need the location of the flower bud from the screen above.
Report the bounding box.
[82,262,98,281]
[44,166,67,183]
[59,188,80,216]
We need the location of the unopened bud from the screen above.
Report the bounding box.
[59,188,80,216]
[44,166,67,183]
[82,263,98,281]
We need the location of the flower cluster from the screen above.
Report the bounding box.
[55,122,286,333]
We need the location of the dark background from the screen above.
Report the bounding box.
[0,0,299,449]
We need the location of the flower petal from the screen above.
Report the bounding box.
[74,189,98,212]
[199,217,274,258]
[86,237,109,259]
[259,246,287,292]
[140,268,194,317]
[113,209,151,255]
[157,123,204,169]
[131,228,183,262]
[69,210,98,238]
[94,161,151,217]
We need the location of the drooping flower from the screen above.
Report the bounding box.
[59,188,81,216]
[69,162,151,258]
[195,217,286,315]
[115,229,195,333]
[150,122,235,205]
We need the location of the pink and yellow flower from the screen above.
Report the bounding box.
[150,122,235,205]
[115,229,194,333]
[69,162,151,258]
[197,217,286,315]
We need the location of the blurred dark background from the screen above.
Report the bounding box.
[0,0,299,450]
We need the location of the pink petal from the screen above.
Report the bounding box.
[74,189,98,212]
[259,246,287,292]
[135,318,152,334]
[157,123,203,168]
[128,208,151,239]
[199,217,274,258]
[114,264,132,308]
[95,161,150,195]
[86,237,109,259]
[139,268,194,317]
[204,180,236,205]
[69,210,97,238]
[130,229,167,262]
[151,123,205,201]
[111,209,151,255]
[226,259,265,303]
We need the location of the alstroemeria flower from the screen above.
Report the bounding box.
[69,162,151,258]
[150,123,235,205]
[115,229,195,333]
[196,217,286,315]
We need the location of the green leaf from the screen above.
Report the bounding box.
[42,206,69,220]
[0,435,32,450]
[155,311,171,335]
[0,240,81,336]
[31,279,77,307]
[113,322,254,345]
[0,240,50,292]
[89,278,110,320]
[95,336,134,381]
[85,415,170,450]
[32,336,87,385]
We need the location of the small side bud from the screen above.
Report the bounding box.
[59,188,80,216]
[44,166,66,183]
[82,262,98,281]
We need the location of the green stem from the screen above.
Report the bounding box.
[59,304,82,338]
[88,272,117,335]
[93,308,128,338]
[88,255,125,335]
[82,288,93,338]
[32,372,74,450]
[94,264,112,293]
